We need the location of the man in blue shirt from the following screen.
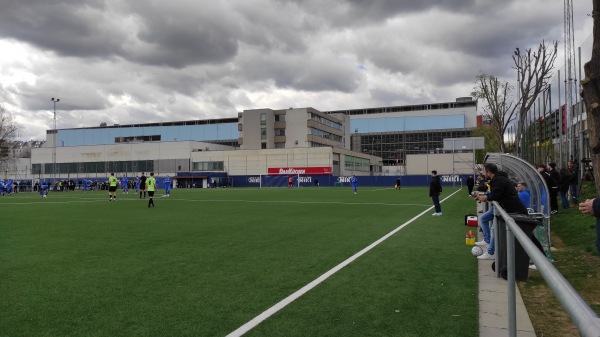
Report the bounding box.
[350,175,358,194]
[164,175,172,197]
[516,181,531,210]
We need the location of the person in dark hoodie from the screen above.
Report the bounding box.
[477,164,528,215]
[429,170,442,216]
[538,164,558,214]
[547,163,561,214]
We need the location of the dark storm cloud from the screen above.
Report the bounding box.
[0,0,127,59]
[0,0,592,141]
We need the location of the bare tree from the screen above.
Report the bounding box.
[513,41,558,155]
[471,73,517,152]
[0,104,22,173]
[580,0,600,192]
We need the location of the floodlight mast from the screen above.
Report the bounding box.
[51,98,60,187]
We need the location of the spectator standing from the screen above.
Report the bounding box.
[568,160,579,204]
[538,164,558,214]
[429,170,442,216]
[466,175,475,195]
[558,168,571,209]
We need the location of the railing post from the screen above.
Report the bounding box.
[506,223,517,337]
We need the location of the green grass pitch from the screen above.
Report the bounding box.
[0,186,479,337]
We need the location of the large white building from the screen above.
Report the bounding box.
[8,98,479,186]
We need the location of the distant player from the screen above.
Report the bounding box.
[147,172,156,208]
[0,179,4,196]
[108,172,118,201]
[40,181,49,198]
[140,172,147,199]
[82,179,88,192]
[350,175,358,194]
[121,176,129,194]
[164,175,171,197]
[288,176,293,188]
[135,176,140,194]
[6,180,13,196]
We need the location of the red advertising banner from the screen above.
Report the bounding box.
[268,167,332,175]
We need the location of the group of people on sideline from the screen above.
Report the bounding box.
[458,159,600,257]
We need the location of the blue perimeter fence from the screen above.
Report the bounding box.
[29,173,467,189]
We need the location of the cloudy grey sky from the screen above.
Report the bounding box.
[0,0,593,141]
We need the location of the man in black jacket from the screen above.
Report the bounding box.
[547,163,560,214]
[538,164,558,214]
[429,170,442,216]
[477,164,528,215]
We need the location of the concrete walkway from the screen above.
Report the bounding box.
[478,258,536,337]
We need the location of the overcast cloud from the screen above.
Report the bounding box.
[0,0,593,140]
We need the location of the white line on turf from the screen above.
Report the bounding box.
[225,188,463,337]
[175,198,432,207]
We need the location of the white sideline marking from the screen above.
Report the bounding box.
[226,188,463,337]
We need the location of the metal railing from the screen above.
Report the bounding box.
[493,202,600,337]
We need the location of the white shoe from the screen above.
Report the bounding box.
[432,212,442,216]
[477,252,495,260]
[474,240,488,246]
[529,264,537,270]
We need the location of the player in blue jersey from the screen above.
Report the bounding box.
[350,175,358,194]
[6,180,13,195]
[164,175,172,197]
[0,179,4,196]
[121,176,129,194]
[40,181,49,198]
[135,176,141,194]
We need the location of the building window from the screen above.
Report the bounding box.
[275,115,285,122]
[261,128,267,140]
[275,129,285,136]
[261,142,267,149]
[192,161,224,171]
[260,113,267,125]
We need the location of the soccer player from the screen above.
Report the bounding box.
[121,176,129,194]
[147,172,156,208]
[135,176,140,194]
[108,172,118,201]
[40,181,49,198]
[6,180,13,195]
[0,179,4,196]
[164,175,171,197]
[140,172,147,199]
[288,176,293,188]
[350,175,358,194]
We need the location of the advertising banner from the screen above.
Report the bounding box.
[268,167,332,175]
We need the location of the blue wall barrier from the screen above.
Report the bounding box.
[228,174,467,188]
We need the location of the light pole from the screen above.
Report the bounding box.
[51,98,60,187]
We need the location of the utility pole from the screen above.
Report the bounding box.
[564,0,576,160]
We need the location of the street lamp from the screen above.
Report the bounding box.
[51,98,60,187]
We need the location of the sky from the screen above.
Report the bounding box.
[0,0,594,141]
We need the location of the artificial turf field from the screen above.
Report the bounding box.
[1,186,480,337]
